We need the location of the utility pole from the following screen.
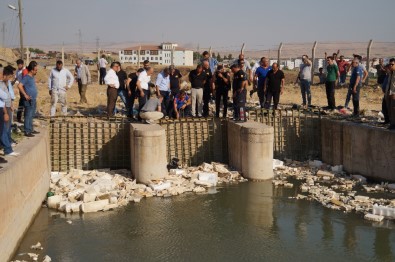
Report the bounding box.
[97,48,100,83]
[311,41,317,85]
[62,44,65,65]
[78,29,83,56]
[1,22,5,48]
[366,39,373,85]
[241,43,245,55]
[18,0,24,59]
[96,37,100,51]
[277,42,283,66]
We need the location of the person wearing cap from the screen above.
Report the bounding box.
[213,64,230,117]
[295,55,312,109]
[48,60,75,117]
[104,62,120,117]
[348,59,364,116]
[325,56,340,110]
[155,68,171,116]
[231,64,247,120]
[385,58,395,130]
[14,59,28,123]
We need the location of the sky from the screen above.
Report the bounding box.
[0,0,394,52]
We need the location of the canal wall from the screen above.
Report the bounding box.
[321,118,395,182]
[0,129,51,262]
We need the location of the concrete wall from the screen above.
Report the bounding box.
[228,121,274,180]
[321,118,395,181]
[0,128,51,262]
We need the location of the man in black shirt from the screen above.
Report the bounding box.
[189,64,206,117]
[213,64,230,117]
[231,64,247,120]
[126,68,144,118]
[202,59,213,117]
[264,63,285,109]
[116,62,128,115]
[168,65,183,116]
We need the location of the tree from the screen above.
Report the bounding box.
[216,53,222,62]
[223,54,227,61]
[29,47,45,54]
[228,54,233,60]
[193,51,201,61]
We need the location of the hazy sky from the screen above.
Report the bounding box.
[0,0,394,51]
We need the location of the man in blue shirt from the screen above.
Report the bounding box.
[18,61,39,137]
[254,57,272,108]
[348,59,363,116]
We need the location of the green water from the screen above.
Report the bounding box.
[13,182,395,262]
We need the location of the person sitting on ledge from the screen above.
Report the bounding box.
[139,94,164,124]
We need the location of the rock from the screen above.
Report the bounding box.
[273,159,284,169]
[296,194,307,200]
[109,196,118,204]
[82,193,97,203]
[373,205,395,218]
[331,199,343,207]
[103,203,119,211]
[316,170,335,179]
[81,199,109,213]
[364,213,384,222]
[43,255,52,262]
[387,184,395,191]
[200,162,213,172]
[284,183,294,188]
[309,160,323,168]
[65,202,82,213]
[91,178,115,193]
[66,220,72,224]
[150,182,171,191]
[50,172,62,184]
[193,186,206,193]
[351,175,367,184]
[30,242,43,250]
[47,195,62,209]
[169,169,186,176]
[198,172,218,186]
[213,163,230,174]
[57,177,71,188]
[27,253,39,261]
[331,165,343,173]
[194,180,215,188]
[355,196,370,202]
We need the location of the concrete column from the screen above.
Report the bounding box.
[130,123,168,184]
[228,121,274,180]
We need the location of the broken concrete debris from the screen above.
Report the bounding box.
[272,159,395,222]
[47,163,247,214]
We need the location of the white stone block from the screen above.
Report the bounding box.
[364,213,384,222]
[169,169,186,176]
[150,182,171,191]
[82,193,97,203]
[273,159,284,169]
[47,195,62,209]
[198,172,218,186]
[352,175,367,184]
[81,199,109,213]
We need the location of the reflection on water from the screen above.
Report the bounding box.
[13,182,395,262]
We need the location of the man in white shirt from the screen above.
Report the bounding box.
[155,68,171,116]
[137,66,154,118]
[48,60,74,116]
[104,62,120,117]
[98,55,108,85]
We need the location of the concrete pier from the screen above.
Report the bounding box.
[321,118,395,182]
[228,121,274,180]
[0,129,51,262]
[130,123,168,184]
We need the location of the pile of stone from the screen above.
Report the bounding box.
[47,162,246,214]
[272,159,395,222]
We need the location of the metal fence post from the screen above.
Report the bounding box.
[311,41,317,85]
[278,42,283,66]
[366,39,373,85]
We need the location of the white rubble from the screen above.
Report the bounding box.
[46,162,246,214]
[364,213,384,222]
[30,242,43,250]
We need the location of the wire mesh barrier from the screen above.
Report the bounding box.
[49,117,131,172]
[248,109,322,161]
[158,118,228,166]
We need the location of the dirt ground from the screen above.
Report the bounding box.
[25,65,384,118]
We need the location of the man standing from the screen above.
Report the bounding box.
[189,64,206,117]
[115,62,128,114]
[14,59,27,123]
[155,68,171,116]
[201,51,218,74]
[337,56,349,86]
[168,65,183,116]
[48,61,74,117]
[213,64,230,118]
[325,56,340,110]
[139,95,164,124]
[18,61,39,137]
[0,67,19,156]
[295,55,312,108]
[231,64,247,121]
[232,54,253,83]
[348,59,364,117]
[75,59,91,104]
[254,57,272,108]
[375,58,387,89]
[104,62,120,117]
[264,63,285,110]
[385,58,395,130]
[136,66,154,117]
[126,68,144,118]
[98,54,108,85]
[202,60,214,117]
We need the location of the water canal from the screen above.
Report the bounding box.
[13,182,395,261]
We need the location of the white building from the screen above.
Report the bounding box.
[118,43,193,66]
